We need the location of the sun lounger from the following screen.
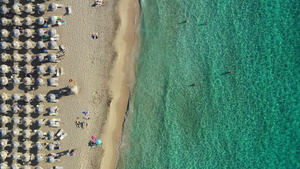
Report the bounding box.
[67,6,72,14]
[59,133,67,140]
[56,129,63,137]
[52,118,61,122]
[49,122,60,128]
[57,4,63,8]
[56,68,64,77]
[59,45,66,53]
[50,37,59,41]
[54,166,63,169]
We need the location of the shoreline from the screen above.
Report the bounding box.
[100,0,140,168]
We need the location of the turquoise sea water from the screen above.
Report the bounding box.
[117,0,300,168]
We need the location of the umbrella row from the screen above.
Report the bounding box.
[0,116,60,128]
[1,28,57,38]
[1,53,60,62]
[0,16,62,26]
[0,77,59,88]
[0,93,60,103]
[1,64,57,74]
[0,152,60,164]
[0,40,59,50]
[0,3,63,15]
[0,163,43,169]
[0,128,56,140]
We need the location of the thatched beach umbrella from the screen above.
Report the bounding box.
[36,28,44,37]
[35,94,44,102]
[35,154,43,163]
[0,77,8,85]
[0,116,7,126]
[36,4,45,14]
[11,117,19,125]
[23,53,32,63]
[11,164,19,169]
[11,141,19,149]
[11,128,19,137]
[36,54,44,62]
[0,5,8,15]
[0,17,8,26]
[11,29,20,38]
[36,41,45,49]
[0,93,7,101]
[0,65,8,74]
[12,5,21,15]
[36,17,44,25]
[35,142,42,150]
[47,78,58,86]
[48,28,56,37]
[35,106,43,114]
[46,156,55,163]
[22,129,31,139]
[24,29,33,38]
[0,150,7,161]
[22,141,31,150]
[11,105,20,114]
[12,16,21,26]
[48,3,58,11]
[0,163,7,169]
[0,128,7,137]
[47,93,57,103]
[35,166,43,169]
[22,165,31,169]
[48,53,57,62]
[0,42,8,50]
[11,93,20,102]
[23,65,33,74]
[23,93,32,103]
[36,65,46,74]
[48,16,57,25]
[22,117,31,127]
[0,29,9,38]
[0,53,8,63]
[22,105,32,114]
[0,0,9,4]
[22,153,30,163]
[11,77,20,85]
[24,4,33,14]
[47,65,56,75]
[36,77,44,86]
[23,17,32,26]
[0,104,7,113]
[48,40,57,49]
[11,41,20,49]
[47,131,54,140]
[23,40,33,50]
[67,85,79,95]
[35,130,43,139]
[0,139,7,149]
[12,53,21,62]
[35,119,44,127]
[11,152,20,161]
[47,143,54,151]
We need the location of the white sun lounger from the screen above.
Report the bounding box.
[54,166,63,169]
[59,133,67,140]
[52,118,61,122]
[50,37,59,41]
[67,6,72,14]
[56,129,64,137]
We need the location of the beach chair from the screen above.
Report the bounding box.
[54,166,63,169]
[66,6,72,14]
[56,129,63,137]
[56,68,64,77]
[59,133,67,140]
[52,118,61,122]
[57,4,63,8]
[59,45,66,53]
[50,37,59,41]
[49,122,60,128]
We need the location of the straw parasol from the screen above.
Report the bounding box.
[11,77,20,85]
[11,117,19,125]
[0,150,7,161]
[36,53,44,62]
[36,4,45,14]
[22,166,31,169]
[23,17,32,26]
[36,28,44,37]
[0,0,8,4]
[36,17,44,25]
[12,53,21,62]
[0,93,7,101]
[0,65,8,74]
[0,139,7,149]
[22,105,32,115]
[48,3,57,11]
[48,40,57,49]
[35,130,43,139]
[36,77,44,86]
[48,53,57,62]
[35,154,43,163]
[23,53,32,63]
[22,130,31,139]
[24,4,33,14]
[46,93,57,103]
[23,65,33,74]
[35,142,42,150]
[23,40,33,50]
[11,141,19,149]
[11,128,19,137]
[23,93,32,102]
[22,153,30,163]
[47,65,56,75]
[35,94,44,102]
[47,131,54,140]
[67,85,79,95]
[0,163,7,169]
[35,166,43,169]
[46,156,55,163]
[36,41,45,49]
[24,29,33,38]
[47,78,58,86]
[36,65,46,74]
[22,141,31,150]
[11,164,19,169]
[0,104,7,113]
[11,106,20,114]
[48,28,56,37]
[35,106,43,114]
[0,42,8,50]
[48,16,57,25]
[47,119,56,127]
[0,128,7,137]
[12,16,21,26]
[47,143,54,151]
[0,17,8,26]
[11,152,20,160]
[0,29,9,38]
[11,29,20,38]
[35,119,44,127]
[11,93,20,102]
[22,117,31,127]
[0,116,7,126]
[0,77,8,85]
[11,41,20,49]
[0,5,8,15]
[12,5,21,15]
